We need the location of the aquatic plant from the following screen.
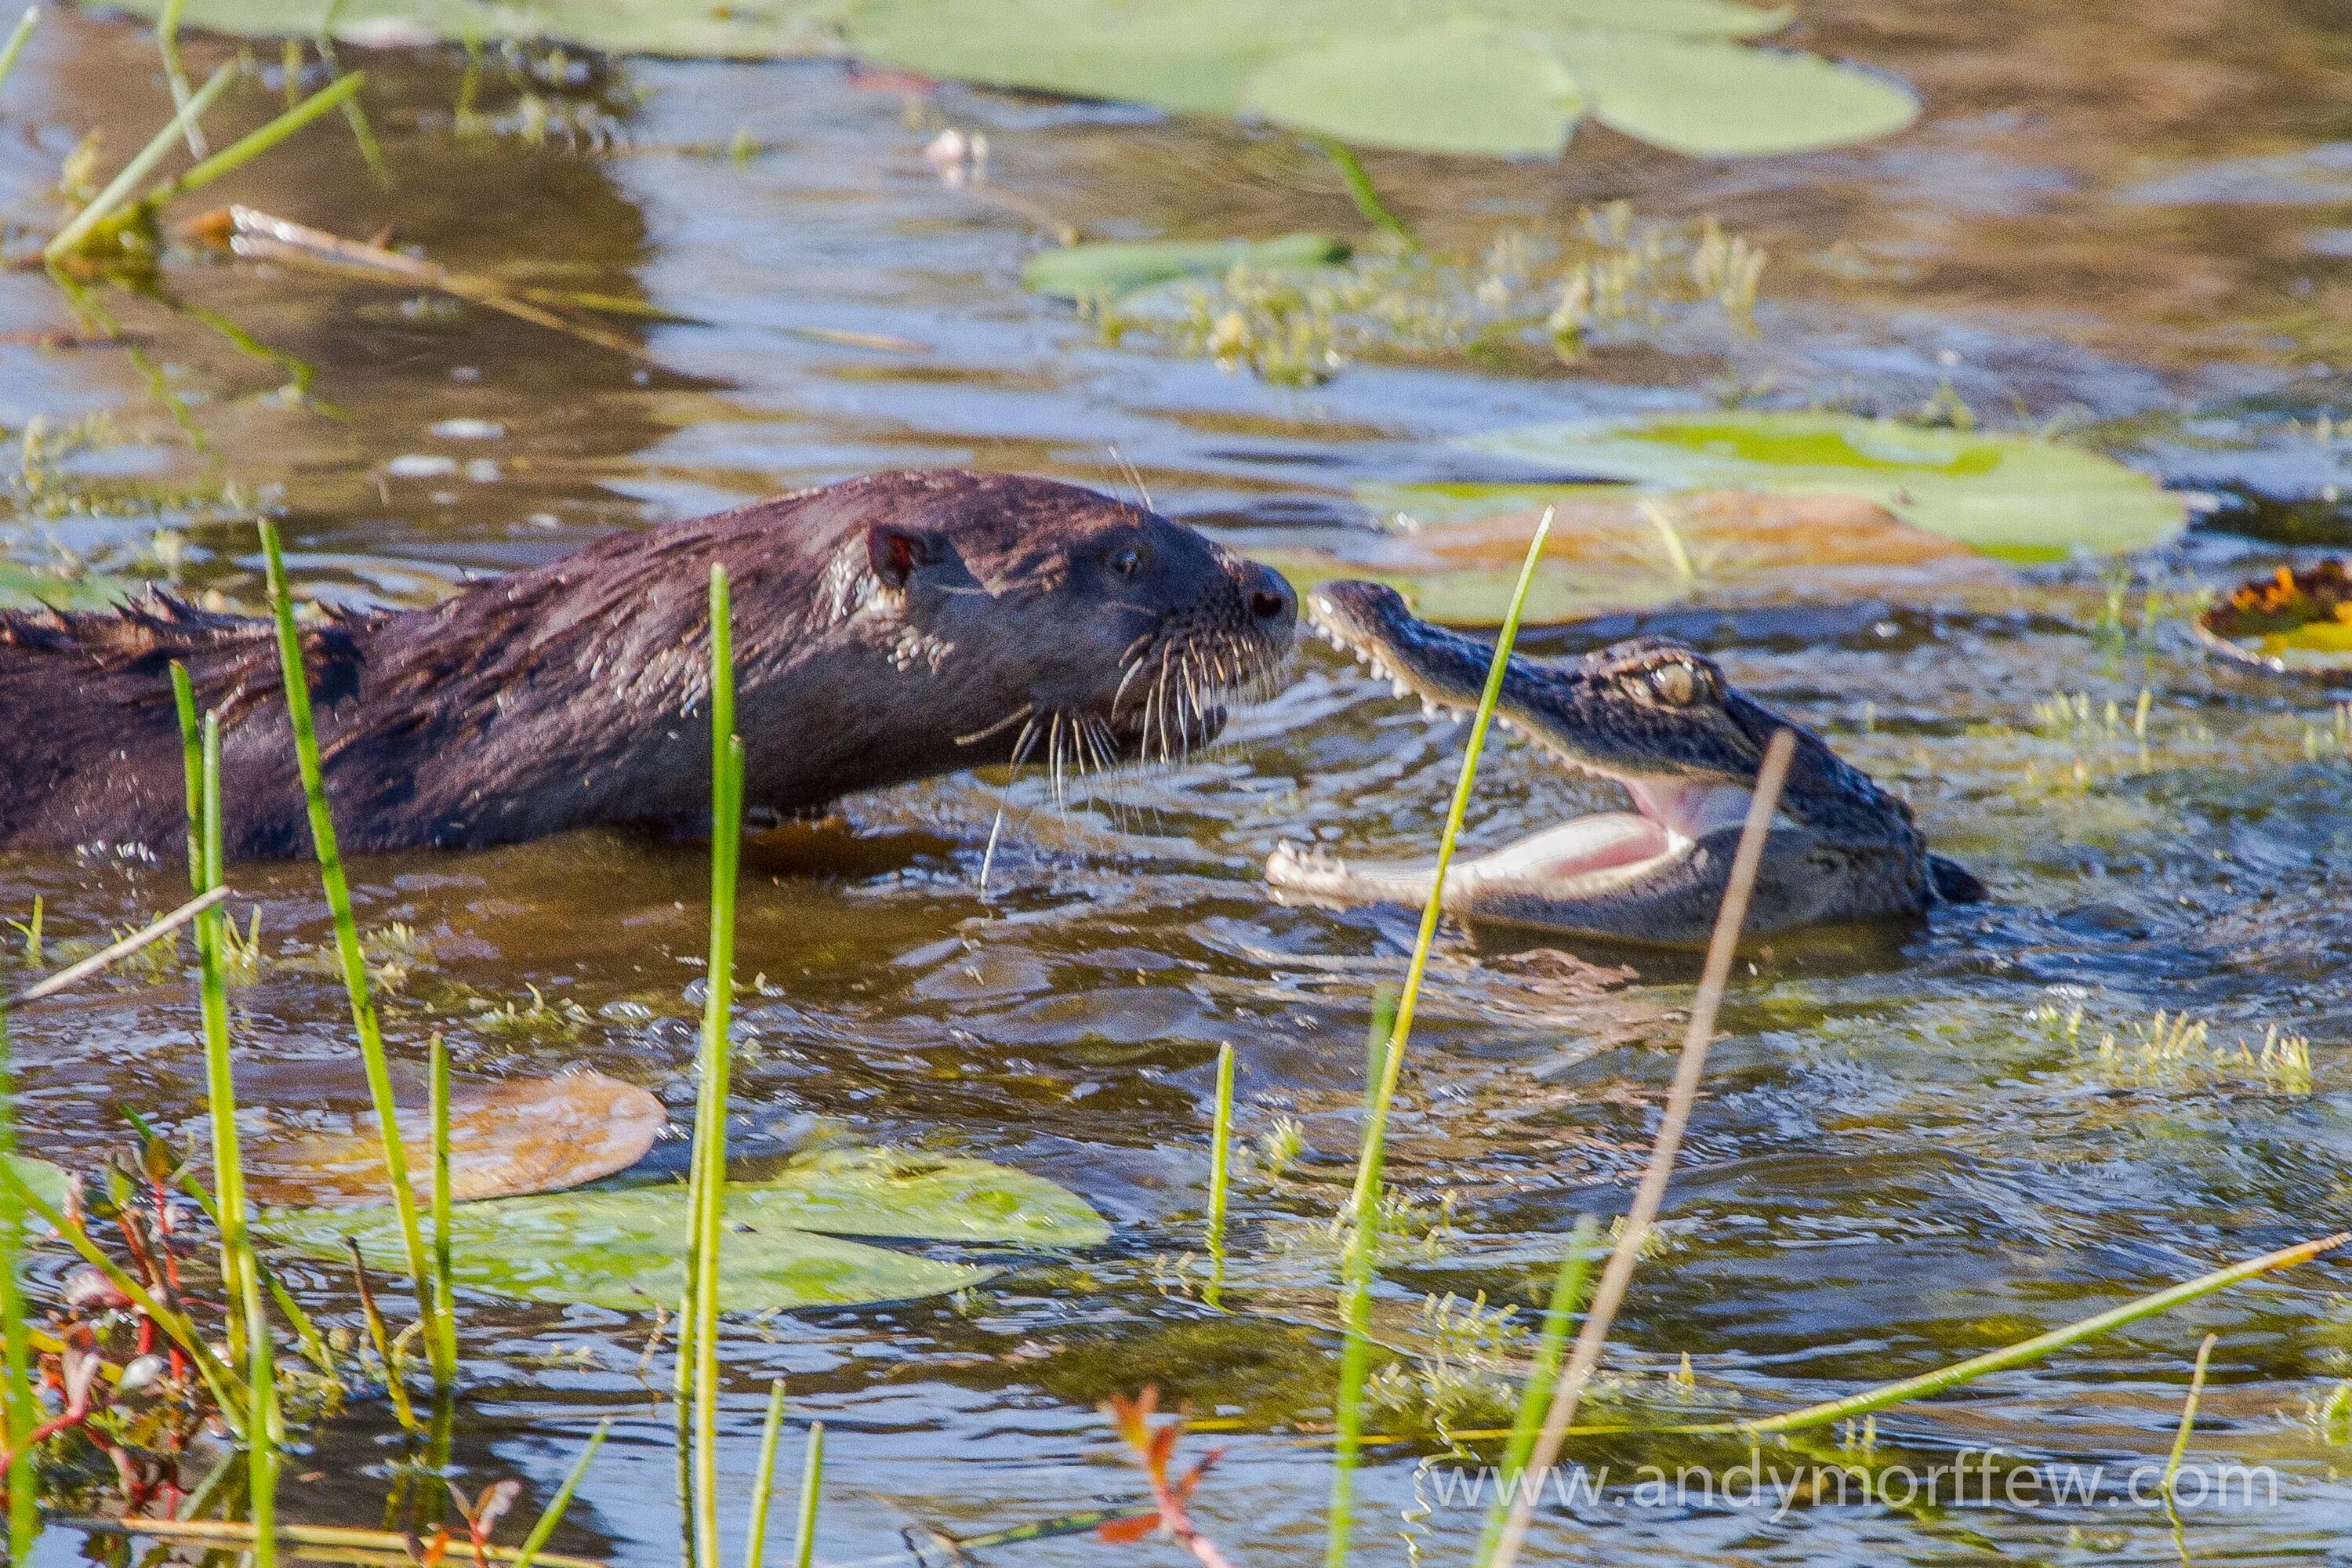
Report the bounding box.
[1091,208,1763,386]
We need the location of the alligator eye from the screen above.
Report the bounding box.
[1649,662,1700,705]
[1110,546,1144,576]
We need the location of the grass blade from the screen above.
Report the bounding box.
[1682,1234,2345,1438]
[2,885,227,1007]
[2164,1331,2218,1501]
[0,8,39,101]
[191,710,279,1568]
[1205,1041,1234,1307]
[156,0,206,157]
[790,1422,823,1568]
[140,73,365,211]
[686,564,745,1568]
[44,60,230,260]
[1486,727,1852,1568]
[428,1033,456,1380]
[0,1011,34,1558]
[743,1381,786,1568]
[510,1419,611,1568]
[258,521,452,1386]
[1475,1218,1597,1566]
[1327,510,1551,1568]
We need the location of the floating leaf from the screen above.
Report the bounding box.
[2194,560,2352,677]
[1549,31,1917,156]
[243,1072,665,1207]
[1240,22,1582,158]
[100,0,858,58]
[0,561,142,612]
[256,1148,1106,1310]
[1472,0,1789,38]
[1022,234,1348,301]
[1267,487,2005,624]
[1461,412,2187,561]
[4,1154,69,1216]
[114,0,1901,162]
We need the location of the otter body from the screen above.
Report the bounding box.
[0,470,1295,858]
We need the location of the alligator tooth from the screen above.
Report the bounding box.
[1421,698,1439,718]
[1391,677,1412,699]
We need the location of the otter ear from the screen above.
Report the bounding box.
[866,521,941,589]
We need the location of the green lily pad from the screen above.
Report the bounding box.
[93,0,857,59]
[256,1148,1107,1310]
[1238,21,1583,158]
[4,1155,70,1217]
[1462,412,2187,561]
[0,560,143,612]
[1022,234,1348,301]
[1548,31,1917,156]
[101,0,1907,162]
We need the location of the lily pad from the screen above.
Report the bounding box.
[3,1154,70,1216]
[0,560,143,612]
[1237,22,1584,158]
[1462,412,2187,562]
[2194,560,2352,678]
[1022,234,1348,301]
[242,1071,666,1207]
[106,0,1916,162]
[1548,31,1917,157]
[256,1147,1107,1310]
[1266,487,2007,624]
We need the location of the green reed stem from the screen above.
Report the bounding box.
[136,73,364,213]
[1475,1218,1596,1568]
[184,706,278,1563]
[2163,1332,2218,1501]
[43,61,230,261]
[1204,1042,1235,1306]
[1305,136,1417,250]
[429,1033,456,1379]
[1325,510,1550,1568]
[1672,1235,2346,1439]
[258,521,453,1387]
[686,564,745,1568]
[1486,730,1795,1568]
[0,9,39,102]
[743,1380,787,1568]
[510,1418,610,1568]
[122,1104,333,1374]
[790,1422,823,1568]
[0,1011,34,1560]
[156,0,205,158]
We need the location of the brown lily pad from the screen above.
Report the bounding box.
[244,1071,666,1207]
[2194,560,2352,678]
[1263,487,2008,625]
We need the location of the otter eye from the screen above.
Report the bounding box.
[1109,545,1144,576]
[1648,662,1700,706]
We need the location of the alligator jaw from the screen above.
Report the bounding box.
[1268,583,1756,906]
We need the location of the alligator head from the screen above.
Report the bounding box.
[1267,581,1982,946]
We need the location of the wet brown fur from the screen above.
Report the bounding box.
[0,470,1295,858]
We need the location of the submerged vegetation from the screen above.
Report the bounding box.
[1084,206,1766,386]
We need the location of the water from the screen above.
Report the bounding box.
[8,4,2352,1563]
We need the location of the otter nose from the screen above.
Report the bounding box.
[1243,561,1296,632]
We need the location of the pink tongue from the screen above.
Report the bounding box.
[1467,813,1672,883]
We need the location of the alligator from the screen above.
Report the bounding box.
[1265,581,1984,946]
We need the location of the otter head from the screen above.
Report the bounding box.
[833,471,1296,782]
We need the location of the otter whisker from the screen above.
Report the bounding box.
[956,701,1036,749]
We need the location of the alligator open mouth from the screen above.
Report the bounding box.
[1268,580,1764,909]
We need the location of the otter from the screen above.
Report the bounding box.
[0,470,1297,858]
